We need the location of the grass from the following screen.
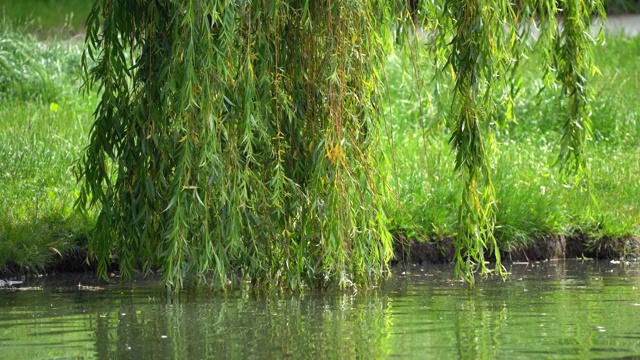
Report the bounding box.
[0,19,95,273]
[0,3,639,274]
[605,0,640,14]
[384,33,640,256]
[0,0,92,37]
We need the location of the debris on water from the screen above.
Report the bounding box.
[0,279,24,287]
[77,282,105,291]
[0,286,42,292]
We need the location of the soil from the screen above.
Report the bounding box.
[2,234,638,278]
[392,233,640,266]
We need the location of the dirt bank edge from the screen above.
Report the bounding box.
[2,233,639,278]
[392,233,640,265]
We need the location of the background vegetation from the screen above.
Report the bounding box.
[0,1,638,285]
[385,34,640,254]
[0,19,94,273]
[0,0,91,37]
[605,0,640,13]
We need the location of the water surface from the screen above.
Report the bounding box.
[2,260,640,359]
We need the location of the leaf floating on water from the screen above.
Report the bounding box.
[0,279,23,287]
[77,282,105,291]
[0,286,42,292]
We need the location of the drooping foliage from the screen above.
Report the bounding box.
[77,0,402,289]
[554,0,605,175]
[407,0,603,282]
[77,0,603,288]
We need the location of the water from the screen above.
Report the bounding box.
[2,260,640,359]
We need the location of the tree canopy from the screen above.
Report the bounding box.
[77,0,603,289]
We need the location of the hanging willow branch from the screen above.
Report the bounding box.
[443,0,519,282]
[77,0,402,289]
[554,0,605,175]
[411,0,602,283]
[76,0,603,288]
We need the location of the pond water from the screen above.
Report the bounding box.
[1,260,640,359]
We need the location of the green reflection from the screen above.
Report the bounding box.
[89,290,393,359]
[1,261,640,359]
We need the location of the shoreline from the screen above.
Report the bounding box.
[392,233,640,266]
[2,233,638,279]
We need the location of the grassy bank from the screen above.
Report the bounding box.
[385,34,640,259]
[0,15,639,275]
[0,0,91,37]
[0,21,95,273]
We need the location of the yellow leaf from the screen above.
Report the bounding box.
[50,247,62,257]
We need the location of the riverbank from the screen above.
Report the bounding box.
[1,14,639,279]
[0,20,94,275]
[394,233,640,267]
[384,31,640,270]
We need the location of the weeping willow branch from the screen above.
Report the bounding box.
[442,0,518,283]
[77,0,398,289]
[554,0,605,176]
[75,0,604,289]
[409,0,602,283]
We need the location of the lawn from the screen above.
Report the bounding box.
[0,0,92,36]
[0,18,95,272]
[384,34,640,255]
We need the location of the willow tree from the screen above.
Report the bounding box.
[77,0,603,288]
[407,0,603,282]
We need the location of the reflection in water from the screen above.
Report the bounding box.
[92,290,393,359]
[1,260,640,359]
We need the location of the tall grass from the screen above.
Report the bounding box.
[0,20,95,273]
[385,34,640,255]
[0,22,83,103]
[0,0,92,37]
